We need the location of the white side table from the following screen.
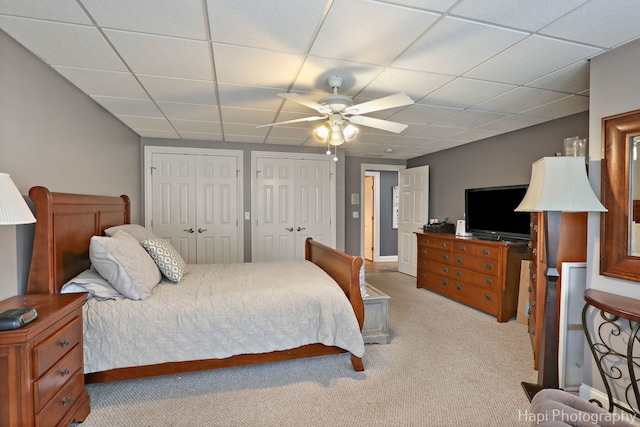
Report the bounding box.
[362,283,390,344]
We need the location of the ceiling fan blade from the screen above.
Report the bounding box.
[345,93,414,115]
[256,115,326,128]
[347,115,408,133]
[279,93,331,114]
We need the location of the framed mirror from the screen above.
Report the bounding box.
[601,109,640,282]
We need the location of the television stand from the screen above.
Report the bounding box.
[416,232,528,322]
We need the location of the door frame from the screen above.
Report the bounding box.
[143,145,244,259]
[360,163,405,261]
[251,151,337,261]
[364,171,379,262]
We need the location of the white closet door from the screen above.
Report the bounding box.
[294,158,333,258]
[398,165,430,277]
[150,153,197,263]
[255,157,296,262]
[195,155,240,264]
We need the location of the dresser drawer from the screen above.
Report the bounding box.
[450,282,500,314]
[418,235,450,249]
[470,244,501,259]
[35,370,84,427]
[451,267,499,291]
[34,344,83,412]
[452,254,500,276]
[33,318,82,378]
[418,246,451,263]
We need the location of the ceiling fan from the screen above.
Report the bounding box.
[258,76,414,147]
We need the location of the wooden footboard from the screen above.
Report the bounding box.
[27,186,365,383]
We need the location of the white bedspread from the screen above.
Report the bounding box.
[82,260,364,374]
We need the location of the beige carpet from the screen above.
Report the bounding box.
[78,271,537,426]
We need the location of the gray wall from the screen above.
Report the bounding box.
[407,111,589,224]
[0,30,140,297]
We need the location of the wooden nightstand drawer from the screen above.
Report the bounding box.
[33,317,82,378]
[34,344,82,412]
[35,369,84,427]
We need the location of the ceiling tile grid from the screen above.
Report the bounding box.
[1,0,639,159]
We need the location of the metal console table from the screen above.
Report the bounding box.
[582,289,640,416]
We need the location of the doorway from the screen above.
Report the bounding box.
[364,172,378,261]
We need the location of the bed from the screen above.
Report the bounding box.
[26,186,365,383]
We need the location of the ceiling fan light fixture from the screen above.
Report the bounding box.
[343,123,359,141]
[314,122,331,142]
[330,128,344,146]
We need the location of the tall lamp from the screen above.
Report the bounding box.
[515,157,607,401]
[0,173,36,298]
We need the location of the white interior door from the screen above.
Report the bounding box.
[195,155,240,264]
[253,153,335,262]
[398,165,430,277]
[149,153,197,262]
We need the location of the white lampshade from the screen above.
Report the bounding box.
[515,157,607,213]
[0,173,36,224]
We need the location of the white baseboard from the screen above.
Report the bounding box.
[579,384,640,425]
[375,255,398,262]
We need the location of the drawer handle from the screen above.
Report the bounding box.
[532,274,537,281]
[458,245,466,251]
[423,239,430,244]
[442,254,448,260]
[531,327,536,336]
[527,285,532,292]
[62,397,72,406]
[528,242,532,248]
[455,284,462,290]
[61,368,70,377]
[455,270,462,276]
[420,272,426,278]
[442,267,448,273]
[421,249,427,254]
[420,260,426,266]
[441,280,448,286]
[485,278,493,285]
[60,339,69,348]
[482,249,490,255]
[485,263,494,270]
[440,242,446,247]
[531,301,536,308]
[485,294,493,301]
[533,225,538,232]
[532,248,537,256]
[456,257,462,263]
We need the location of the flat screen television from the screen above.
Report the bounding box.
[464,184,530,241]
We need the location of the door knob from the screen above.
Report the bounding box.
[285,227,294,232]
[198,228,208,233]
[184,228,195,233]
[296,227,306,231]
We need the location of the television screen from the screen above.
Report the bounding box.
[465,185,530,241]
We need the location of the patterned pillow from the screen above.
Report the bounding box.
[141,238,188,282]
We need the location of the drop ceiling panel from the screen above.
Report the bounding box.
[450,0,589,32]
[292,57,383,95]
[419,78,515,109]
[360,68,455,101]
[520,94,589,119]
[52,66,149,99]
[376,0,458,12]
[392,17,528,75]
[0,0,92,24]
[474,87,568,114]
[137,75,217,105]
[217,83,284,110]
[157,102,219,121]
[0,17,126,70]
[477,115,548,132]
[116,116,174,131]
[171,119,222,134]
[525,62,590,93]
[465,35,602,85]
[310,0,441,65]
[91,96,164,118]
[104,30,213,80]
[433,109,509,128]
[207,0,327,53]
[79,0,207,39]
[387,104,461,125]
[219,106,276,126]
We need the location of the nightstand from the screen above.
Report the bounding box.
[362,283,390,344]
[0,293,90,427]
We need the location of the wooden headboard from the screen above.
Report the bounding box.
[27,186,130,295]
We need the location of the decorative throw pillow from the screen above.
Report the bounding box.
[89,230,162,300]
[104,224,157,242]
[141,238,188,283]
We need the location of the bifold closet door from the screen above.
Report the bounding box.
[254,157,333,262]
[149,153,240,264]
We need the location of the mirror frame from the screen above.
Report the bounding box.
[601,109,640,282]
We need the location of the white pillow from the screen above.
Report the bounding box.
[359,257,368,298]
[141,238,188,282]
[104,224,157,242]
[89,230,162,300]
[61,267,124,301]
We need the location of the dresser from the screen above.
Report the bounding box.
[416,232,528,322]
[527,212,586,370]
[0,293,90,427]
